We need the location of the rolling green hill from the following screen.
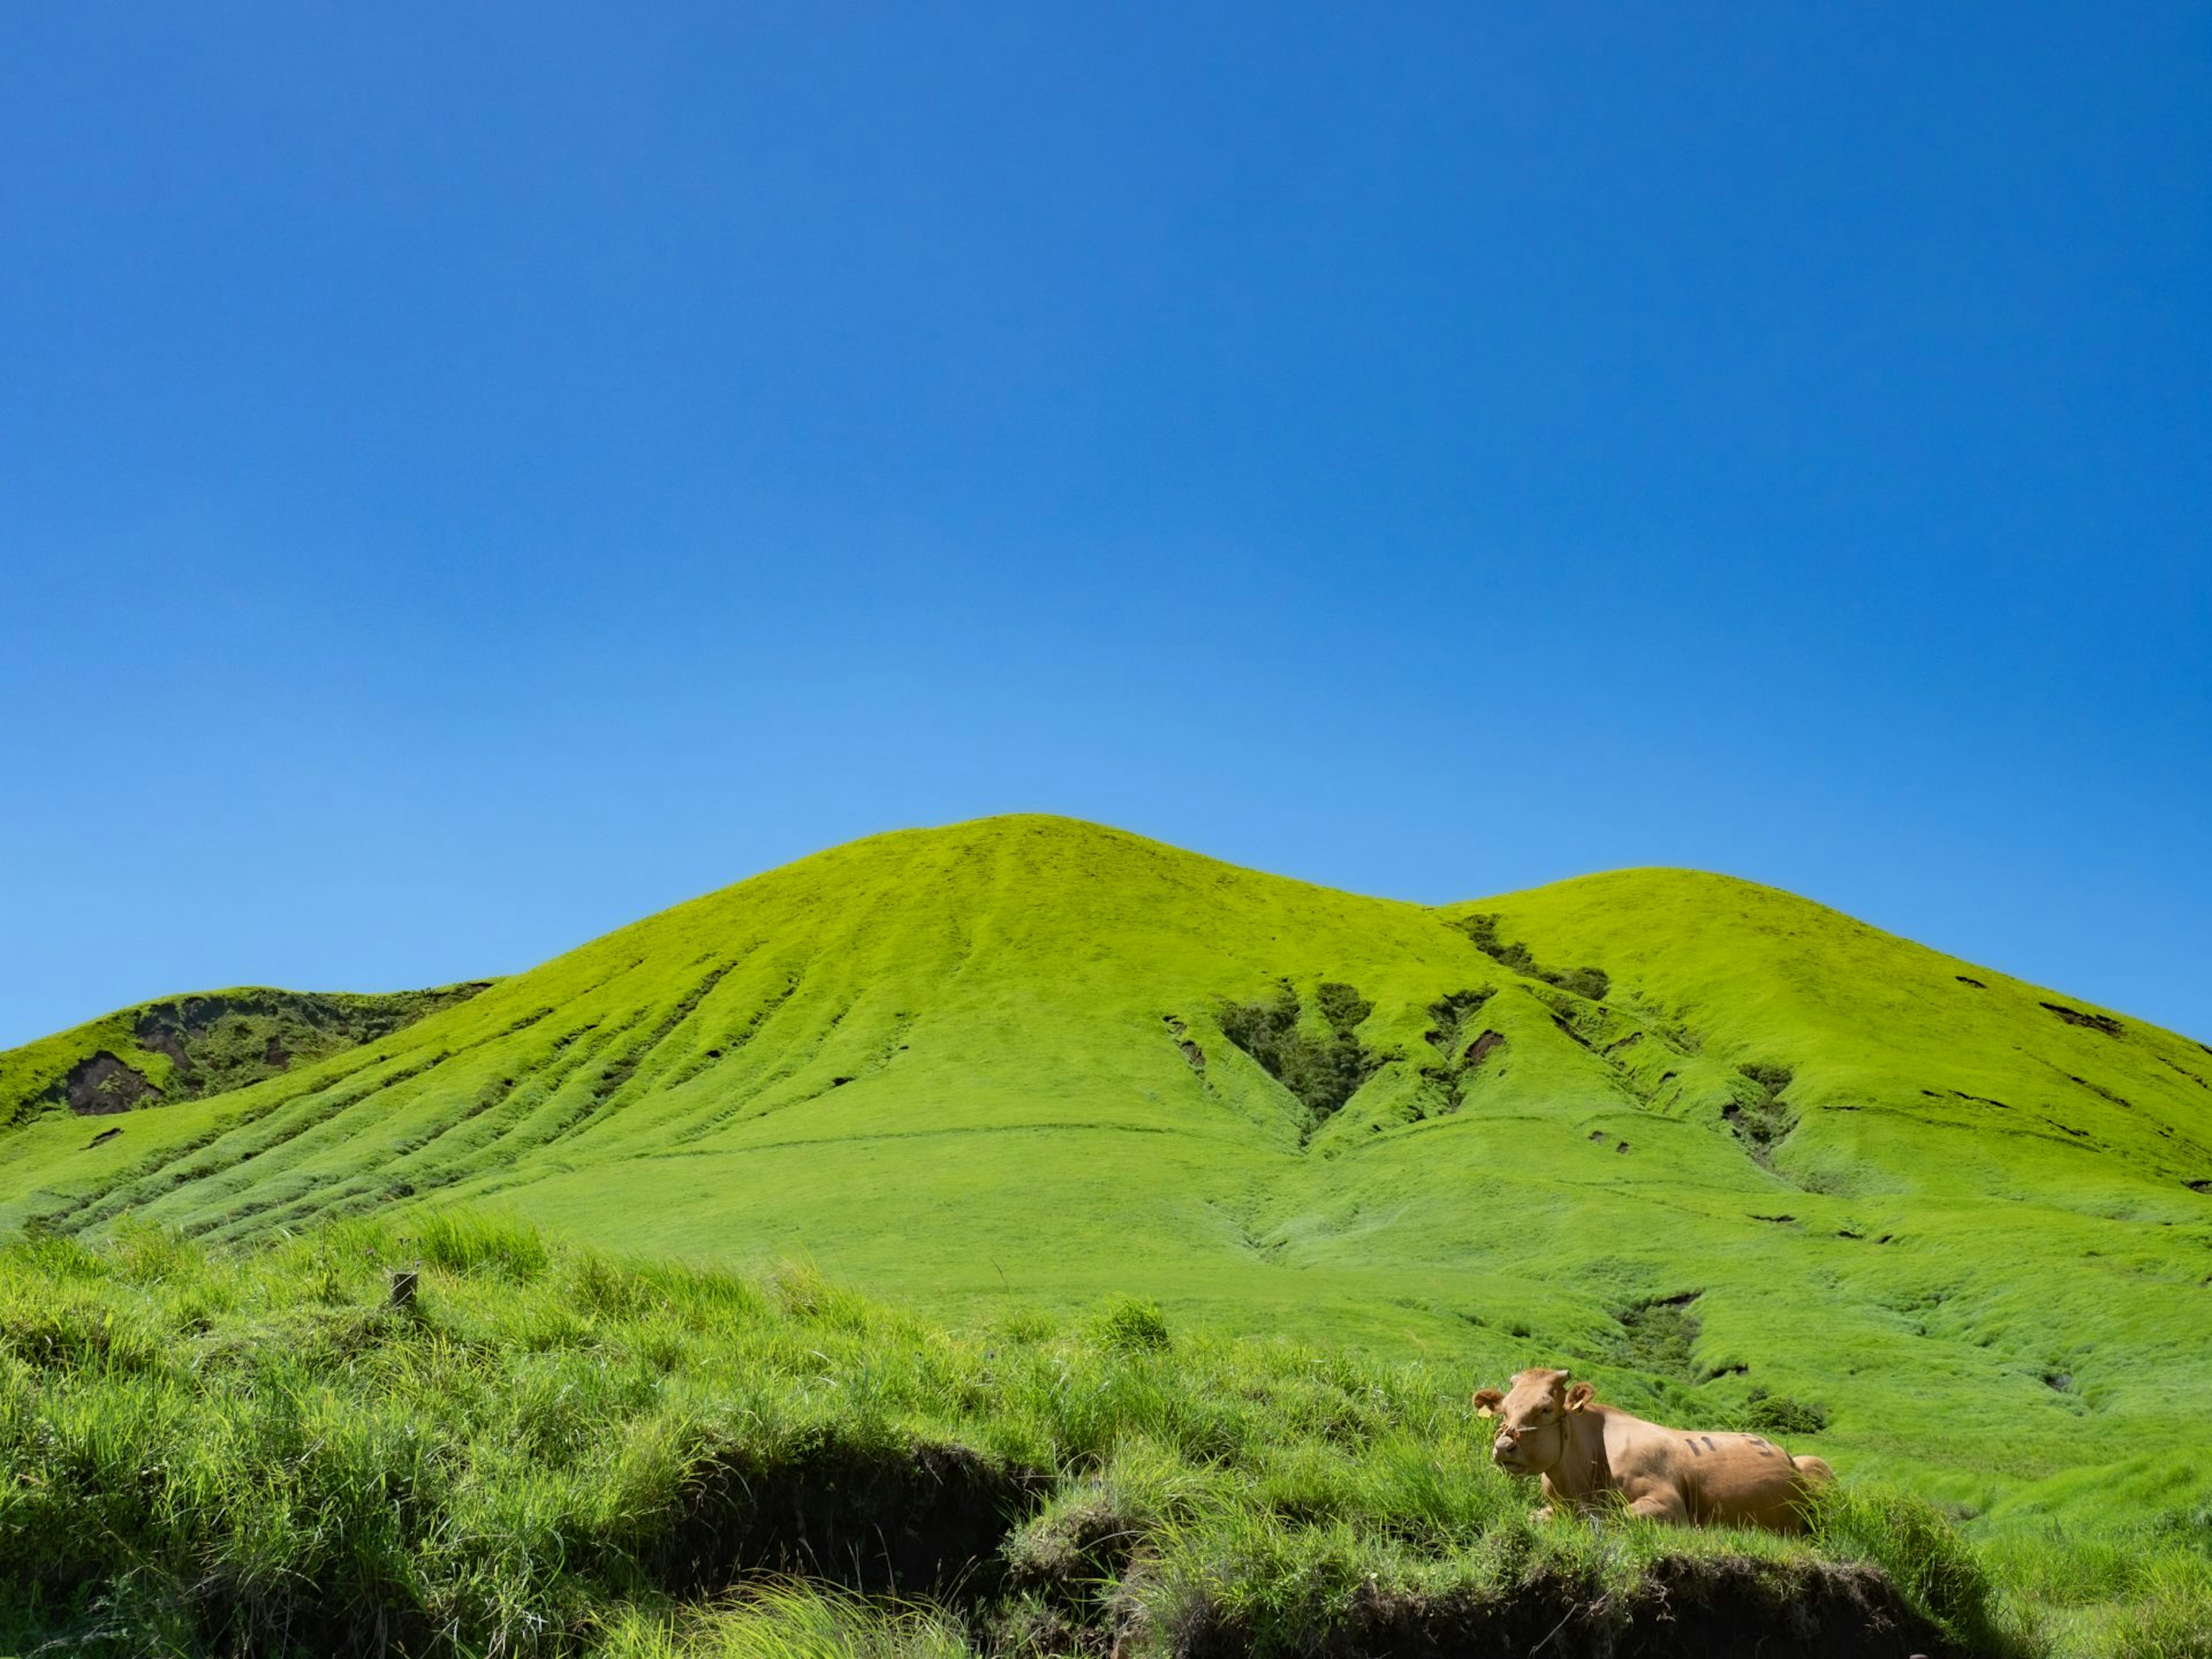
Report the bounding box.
[1,981,492,1128]
[5,815,2209,1566]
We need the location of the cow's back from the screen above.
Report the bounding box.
[1606,1415,1825,1532]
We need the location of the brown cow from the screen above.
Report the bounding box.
[1472,1366,1833,1532]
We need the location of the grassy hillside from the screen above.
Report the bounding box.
[3,815,2208,1582]
[1,982,491,1127]
[0,1214,2040,1658]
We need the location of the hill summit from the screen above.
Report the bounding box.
[5,815,2209,1529]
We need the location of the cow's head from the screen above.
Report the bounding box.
[1471,1367,1595,1478]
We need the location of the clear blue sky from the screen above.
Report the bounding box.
[3,3,2206,1050]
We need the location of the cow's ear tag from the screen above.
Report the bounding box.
[1565,1382,1596,1412]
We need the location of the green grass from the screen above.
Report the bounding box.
[2,814,2209,1648]
[0,1215,2054,1657]
[589,1584,978,1659]
[2,982,491,1127]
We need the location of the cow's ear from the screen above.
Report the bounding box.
[1564,1382,1596,1412]
[1472,1388,1505,1418]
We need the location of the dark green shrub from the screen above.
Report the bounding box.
[1218,983,1380,1128]
[1558,966,1611,1001]
[1313,982,1373,1035]
[1744,1388,1829,1436]
[1453,915,1541,978]
[1453,916,1607,1001]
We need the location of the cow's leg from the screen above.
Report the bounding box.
[1624,1488,1688,1525]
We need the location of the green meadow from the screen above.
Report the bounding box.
[0,1213,2075,1658]
[4,815,2210,1653]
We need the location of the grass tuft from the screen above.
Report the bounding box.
[1815,1482,2019,1653]
[2105,1552,2212,1659]
[1086,1294,1172,1355]
[408,1207,551,1279]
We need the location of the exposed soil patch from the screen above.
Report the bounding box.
[2186,1179,2212,1195]
[63,1052,160,1116]
[1956,976,1986,989]
[84,1126,123,1149]
[1163,1017,1206,1071]
[2041,1002,2123,1037]
[135,1024,192,1069]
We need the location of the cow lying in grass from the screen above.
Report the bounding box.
[1473,1366,1833,1532]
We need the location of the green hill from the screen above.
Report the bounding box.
[5,815,2209,1561]
[1,981,492,1127]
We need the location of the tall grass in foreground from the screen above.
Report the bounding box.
[0,1213,2194,1656]
[592,1583,977,1659]
[1985,1525,2212,1659]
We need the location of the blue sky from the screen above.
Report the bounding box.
[2,3,2206,1048]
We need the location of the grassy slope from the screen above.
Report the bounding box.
[3,816,2207,1559]
[1,982,492,1126]
[0,1216,2014,1659]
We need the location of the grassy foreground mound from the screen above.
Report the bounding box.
[0,1214,2054,1659]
